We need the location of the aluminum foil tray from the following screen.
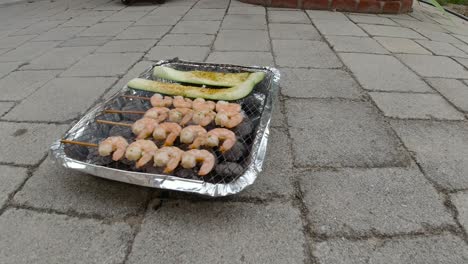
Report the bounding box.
[50,58,280,197]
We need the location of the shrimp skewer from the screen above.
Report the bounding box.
[153,146,184,173]
[181,149,215,176]
[153,122,182,146]
[180,125,208,149]
[192,109,216,126]
[98,136,129,161]
[173,96,193,108]
[144,107,170,122]
[168,108,194,126]
[192,98,215,111]
[205,128,236,153]
[216,101,241,113]
[215,111,244,129]
[121,94,173,108]
[125,139,158,168]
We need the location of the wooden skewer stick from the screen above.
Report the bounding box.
[104,109,145,115]
[96,119,133,127]
[60,139,98,148]
[121,95,150,100]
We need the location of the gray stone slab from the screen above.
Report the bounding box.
[453,42,468,54]
[127,200,306,264]
[13,158,149,217]
[340,53,433,92]
[286,100,410,167]
[146,46,210,61]
[0,35,35,49]
[214,29,270,51]
[103,60,154,99]
[391,120,468,190]
[222,14,266,30]
[427,78,468,112]
[454,57,468,68]
[348,14,397,26]
[360,24,426,39]
[115,25,171,40]
[0,70,60,100]
[370,92,464,120]
[61,52,142,77]
[307,10,349,20]
[158,33,215,46]
[0,208,132,264]
[314,234,468,264]
[0,41,60,62]
[273,40,342,68]
[280,68,361,98]
[102,10,147,21]
[451,191,468,233]
[194,0,229,9]
[397,54,468,78]
[32,26,86,41]
[374,37,431,54]
[171,20,221,34]
[96,39,157,53]
[268,10,310,24]
[59,36,111,47]
[4,77,116,122]
[0,165,28,208]
[149,6,192,16]
[183,8,225,21]
[269,23,321,40]
[326,36,388,54]
[61,12,114,27]
[415,29,465,44]
[22,46,97,70]
[134,15,181,26]
[0,61,20,79]
[206,51,274,66]
[454,34,468,44]
[11,20,63,36]
[228,6,266,15]
[0,102,14,116]
[416,40,468,58]
[0,122,68,165]
[78,21,132,37]
[299,167,454,236]
[314,19,368,36]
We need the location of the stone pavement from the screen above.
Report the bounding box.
[1,0,468,263]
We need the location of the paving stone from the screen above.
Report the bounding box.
[454,34,468,44]
[0,208,132,264]
[0,102,14,116]
[299,167,454,236]
[268,10,309,24]
[306,10,349,20]
[286,100,410,167]
[32,26,86,41]
[374,37,431,54]
[183,8,225,21]
[360,24,426,39]
[214,30,270,51]
[269,23,321,40]
[194,0,229,9]
[61,52,142,77]
[0,61,20,79]
[146,46,210,61]
[451,191,468,233]
[369,92,464,120]
[228,6,266,15]
[314,234,468,264]
[453,42,468,54]
[454,57,468,69]
[104,60,153,99]
[171,20,221,34]
[59,36,111,47]
[416,40,468,58]
[348,14,397,25]
[314,20,367,36]
[280,68,361,98]
[11,20,63,36]
[0,35,35,49]
[127,200,306,264]
[0,41,60,62]
[206,51,274,65]
[102,10,147,21]
[13,158,149,217]
[61,15,108,27]
[96,39,156,53]
[397,54,468,78]
[427,78,468,112]
[0,165,28,208]
[116,25,170,40]
[222,14,267,30]
[0,122,68,165]
[415,29,465,44]
[340,53,433,92]
[149,6,192,16]
[0,70,60,100]
[391,120,468,190]
[4,77,116,122]
[326,36,388,54]
[134,14,182,26]
[78,21,132,37]
[273,40,342,68]
[22,46,97,70]
[158,33,215,46]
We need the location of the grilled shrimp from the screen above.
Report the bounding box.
[125,139,158,168]
[205,128,236,153]
[153,146,184,173]
[181,149,215,176]
[144,107,169,123]
[192,110,215,126]
[152,122,182,146]
[98,136,129,161]
[216,101,241,113]
[192,98,215,111]
[173,96,193,108]
[150,94,172,107]
[132,117,159,139]
[215,111,244,128]
[168,108,194,126]
[180,125,207,146]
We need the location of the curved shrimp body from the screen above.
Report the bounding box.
[173,96,193,108]
[144,107,169,123]
[205,128,236,153]
[215,111,244,129]
[180,125,208,149]
[150,94,172,107]
[168,108,193,126]
[192,98,215,111]
[192,110,215,127]
[152,122,182,146]
[125,139,158,168]
[153,146,184,173]
[98,136,129,161]
[216,101,241,113]
[132,117,159,139]
[181,149,215,176]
